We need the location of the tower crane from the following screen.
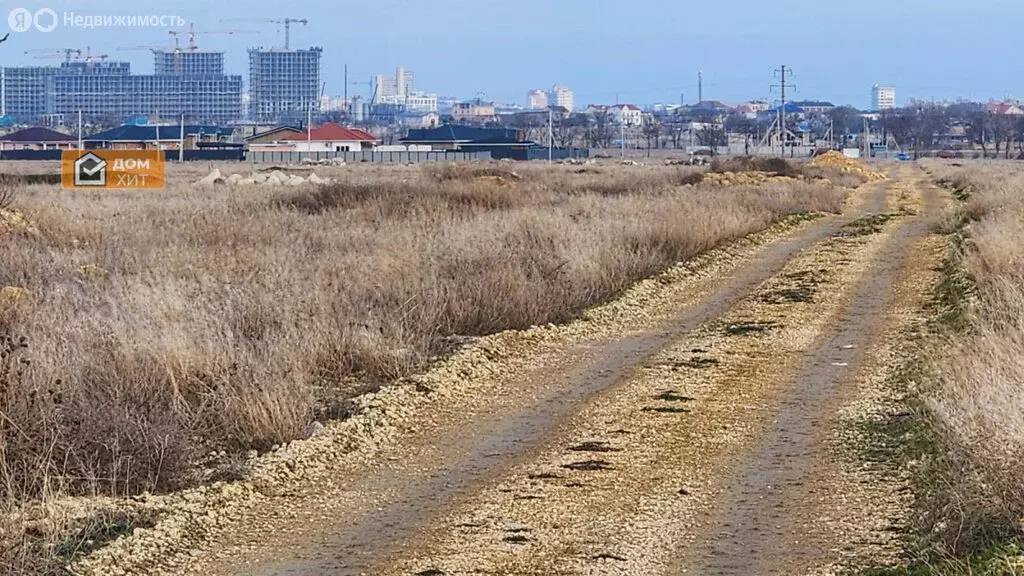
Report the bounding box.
[219,17,307,49]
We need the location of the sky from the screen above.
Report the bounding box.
[3,0,1024,110]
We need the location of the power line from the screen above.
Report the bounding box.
[772,65,795,156]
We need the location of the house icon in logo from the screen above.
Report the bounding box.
[73,152,107,187]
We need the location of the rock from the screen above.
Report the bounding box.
[300,157,315,165]
[329,157,346,166]
[195,168,223,187]
[0,208,40,237]
[307,173,326,185]
[287,175,306,186]
[307,421,326,438]
[78,264,108,278]
[0,286,29,304]
[225,173,243,184]
[236,178,256,186]
[250,172,269,183]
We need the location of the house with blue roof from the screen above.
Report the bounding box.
[84,124,236,150]
[402,125,531,151]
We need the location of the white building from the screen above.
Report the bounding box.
[609,104,643,126]
[551,85,575,112]
[872,85,896,111]
[379,91,438,113]
[319,95,348,112]
[527,89,549,110]
[375,67,415,101]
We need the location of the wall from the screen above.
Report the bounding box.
[290,140,365,153]
[249,150,492,164]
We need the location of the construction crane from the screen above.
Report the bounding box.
[26,47,106,65]
[219,17,307,49]
[25,48,82,63]
[168,22,259,51]
[277,18,307,50]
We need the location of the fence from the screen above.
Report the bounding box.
[248,150,492,164]
[0,149,244,161]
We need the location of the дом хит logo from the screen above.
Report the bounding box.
[62,151,166,189]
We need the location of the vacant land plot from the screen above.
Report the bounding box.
[917,162,1024,562]
[0,162,844,517]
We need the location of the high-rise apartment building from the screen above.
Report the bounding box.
[373,67,437,112]
[872,84,896,111]
[551,85,574,111]
[374,67,415,101]
[248,47,322,123]
[526,89,548,109]
[153,50,224,77]
[1,58,242,124]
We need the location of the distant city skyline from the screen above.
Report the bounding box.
[5,0,1024,110]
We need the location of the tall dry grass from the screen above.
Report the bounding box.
[0,163,843,504]
[925,162,1024,551]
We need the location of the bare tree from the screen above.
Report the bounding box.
[643,114,662,152]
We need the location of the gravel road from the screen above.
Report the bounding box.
[76,166,946,576]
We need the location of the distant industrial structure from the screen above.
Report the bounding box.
[248,47,322,124]
[872,85,896,111]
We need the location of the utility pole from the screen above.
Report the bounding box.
[344,64,348,109]
[178,113,184,162]
[863,117,870,160]
[772,65,795,157]
[621,119,625,158]
[698,71,703,103]
[77,110,83,150]
[548,105,553,163]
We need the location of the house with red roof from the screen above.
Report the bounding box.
[251,122,380,153]
[986,102,1024,116]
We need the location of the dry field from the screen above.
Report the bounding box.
[918,161,1024,560]
[0,160,845,520]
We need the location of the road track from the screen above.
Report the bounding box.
[79,167,945,576]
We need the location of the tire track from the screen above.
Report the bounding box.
[375,180,905,576]
[683,166,941,575]
[128,182,888,576]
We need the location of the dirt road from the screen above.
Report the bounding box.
[79,167,945,576]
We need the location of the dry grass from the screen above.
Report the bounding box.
[0,164,842,512]
[923,162,1024,553]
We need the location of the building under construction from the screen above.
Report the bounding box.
[1,50,242,125]
[153,49,225,77]
[247,47,322,123]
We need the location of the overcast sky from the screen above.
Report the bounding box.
[3,0,1023,109]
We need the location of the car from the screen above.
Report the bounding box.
[896,153,912,161]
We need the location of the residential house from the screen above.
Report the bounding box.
[792,100,835,115]
[736,104,759,120]
[986,102,1024,116]
[84,125,235,150]
[278,123,379,152]
[609,104,643,126]
[396,111,441,129]
[244,126,303,145]
[452,101,497,122]
[0,126,77,151]
[401,125,530,152]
